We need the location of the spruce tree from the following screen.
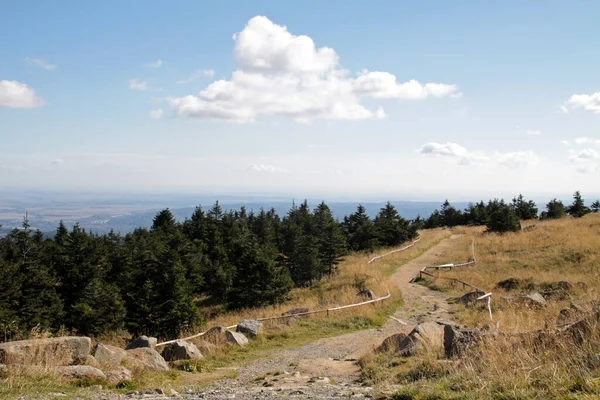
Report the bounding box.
[342,205,378,252]
[486,199,521,233]
[591,200,600,213]
[511,194,539,220]
[540,198,566,220]
[313,202,346,278]
[373,202,414,247]
[567,191,590,218]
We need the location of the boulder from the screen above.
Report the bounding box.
[502,292,547,308]
[455,291,485,307]
[59,365,106,380]
[160,340,203,362]
[443,325,485,358]
[236,320,263,338]
[204,326,227,345]
[225,330,249,347]
[282,308,309,316]
[397,322,445,356]
[84,355,100,368]
[194,340,217,355]
[124,348,169,371]
[105,367,132,385]
[92,343,127,367]
[0,337,91,366]
[377,333,407,353]
[357,289,375,300]
[125,335,157,350]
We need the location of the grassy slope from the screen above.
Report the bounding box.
[364,213,600,400]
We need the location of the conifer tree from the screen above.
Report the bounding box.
[486,199,521,233]
[343,204,378,252]
[313,202,346,277]
[510,194,539,220]
[567,191,590,218]
[591,200,600,213]
[373,202,415,247]
[540,198,566,220]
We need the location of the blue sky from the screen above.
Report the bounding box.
[1,1,599,200]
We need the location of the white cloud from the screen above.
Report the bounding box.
[496,151,539,169]
[176,69,215,84]
[568,148,600,174]
[25,57,57,70]
[419,142,539,169]
[51,159,65,165]
[354,70,460,99]
[574,137,600,146]
[526,129,541,136]
[168,16,459,123]
[570,148,600,160]
[248,163,287,173]
[565,92,600,113]
[149,109,164,119]
[129,79,148,91]
[144,59,163,68]
[560,140,570,146]
[0,80,44,108]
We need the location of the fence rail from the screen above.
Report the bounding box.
[156,290,391,347]
[367,237,421,264]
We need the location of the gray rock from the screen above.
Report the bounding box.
[124,347,169,371]
[236,320,263,338]
[502,292,547,308]
[225,330,249,347]
[125,335,157,350]
[194,340,217,355]
[455,291,485,307]
[357,289,375,300]
[93,343,127,367]
[376,333,407,353]
[204,326,227,345]
[160,340,203,361]
[443,325,484,358]
[397,321,445,356]
[84,354,100,368]
[59,365,106,380]
[105,367,133,385]
[0,336,91,366]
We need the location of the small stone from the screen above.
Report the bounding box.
[225,330,249,347]
[58,365,106,380]
[126,335,157,350]
[124,347,169,371]
[236,320,263,338]
[160,340,203,362]
[105,367,132,385]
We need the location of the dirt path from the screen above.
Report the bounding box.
[162,235,463,399]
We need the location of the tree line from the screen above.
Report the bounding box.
[0,201,417,340]
[420,191,599,233]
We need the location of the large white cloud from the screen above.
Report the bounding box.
[565,92,600,113]
[168,16,459,123]
[419,142,539,169]
[0,80,44,108]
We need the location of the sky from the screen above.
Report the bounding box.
[1,1,600,201]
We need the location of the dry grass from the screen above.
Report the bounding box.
[365,214,600,399]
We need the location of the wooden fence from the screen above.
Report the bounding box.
[367,237,421,264]
[156,290,391,347]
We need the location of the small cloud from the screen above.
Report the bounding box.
[144,59,163,68]
[570,148,600,160]
[176,69,215,84]
[574,137,600,146]
[51,159,65,165]
[25,57,57,70]
[560,105,569,114]
[149,109,164,119]
[0,80,44,108]
[560,140,570,146]
[526,129,541,136]
[419,141,538,169]
[129,79,148,91]
[564,92,600,114]
[248,164,287,173]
